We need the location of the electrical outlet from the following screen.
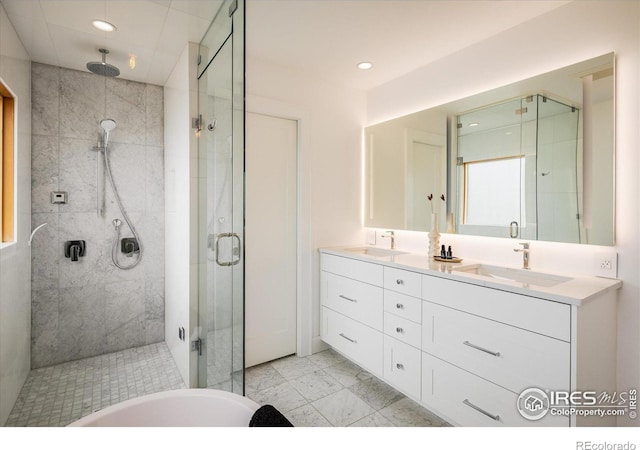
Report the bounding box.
[594,251,618,279]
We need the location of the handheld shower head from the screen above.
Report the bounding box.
[100,119,117,148]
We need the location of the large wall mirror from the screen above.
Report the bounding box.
[364,53,614,246]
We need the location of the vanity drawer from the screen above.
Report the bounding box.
[384,336,421,399]
[384,312,421,348]
[321,253,383,286]
[321,307,383,377]
[421,352,568,427]
[323,272,383,330]
[422,301,570,394]
[384,267,421,298]
[421,274,570,341]
[384,290,422,324]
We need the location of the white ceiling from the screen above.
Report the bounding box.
[246,0,571,91]
[0,0,223,85]
[1,0,571,88]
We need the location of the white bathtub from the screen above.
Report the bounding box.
[68,389,260,427]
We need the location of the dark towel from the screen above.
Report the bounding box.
[249,404,294,427]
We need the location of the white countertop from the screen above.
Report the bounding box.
[320,246,622,307]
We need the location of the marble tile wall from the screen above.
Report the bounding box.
[30,63,165,369]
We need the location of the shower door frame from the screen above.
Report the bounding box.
[194,0,245,394]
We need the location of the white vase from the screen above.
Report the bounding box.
[428,213,440,259]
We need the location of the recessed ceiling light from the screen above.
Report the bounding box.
[357,62,373,70]
[468,122,480,127]
[92,20,116,32]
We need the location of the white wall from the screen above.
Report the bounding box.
[164,42,199,387]
[246,59,366,353]
[367,1,639,426]
[0,3,31,425]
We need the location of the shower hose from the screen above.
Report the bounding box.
[104,147,143,270]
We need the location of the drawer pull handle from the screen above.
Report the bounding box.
[396,363,404,370]
[396,279,404,285]
[462,399,500,422]
[396,327,404,334]
[463,341,501,357]
[338,294,358,303]
[396,303,404,309]
[339,333,357,344]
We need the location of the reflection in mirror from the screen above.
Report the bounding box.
[365,109,447,231]
[457,94,581,243]
[364,53,614,246]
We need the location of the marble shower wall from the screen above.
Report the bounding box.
[30,63,165,369]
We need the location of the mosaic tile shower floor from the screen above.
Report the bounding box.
[6,342,185,426]
[6,343,448,427]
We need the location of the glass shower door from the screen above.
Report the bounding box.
[197,0,244,394]
[535,96,581,243]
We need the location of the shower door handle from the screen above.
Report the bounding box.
[214,232,242,266]
[509,221,519,239]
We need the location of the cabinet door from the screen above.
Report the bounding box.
[383,336,421,399]
[384,267,422,298]
[384,290,422,324]
[322,272,383,330]
[422,353,569,427]
[384,312,421,349]
[422,274,570,342]
[321,253,383,286]
[322,307,383,377]
[422,301,570,394]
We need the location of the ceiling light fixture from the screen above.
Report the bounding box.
[357,61,373,70]
[92,20,117,32]
[468,122,480,127]
[129,54,136,70]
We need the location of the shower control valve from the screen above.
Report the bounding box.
[64,240,86,262]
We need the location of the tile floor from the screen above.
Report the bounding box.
[5,342,448,427]
[5,342,186,427]
[245,349,450,427]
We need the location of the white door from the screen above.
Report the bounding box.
[245,112,297,367]
[405,130,446,231]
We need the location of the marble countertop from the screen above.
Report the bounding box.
[320,246,622,307]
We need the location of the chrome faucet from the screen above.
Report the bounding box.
[513,242,530,270]
[381,230,395,250]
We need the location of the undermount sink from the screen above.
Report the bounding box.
[452,264,572,288]
[344,246,409,257]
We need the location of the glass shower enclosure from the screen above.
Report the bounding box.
[456,94,581,243]
[196,0,245,393]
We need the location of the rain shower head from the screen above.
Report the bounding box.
[87,48,120,77]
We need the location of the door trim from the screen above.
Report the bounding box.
[246,95,312,357]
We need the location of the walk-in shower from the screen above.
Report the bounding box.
[4,0,244,428]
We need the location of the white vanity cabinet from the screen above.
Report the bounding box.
[320,254,423,395]
[320,254,384,376]
[319,249,619,427]
[420,273,618,427]
[382,267,423,399]
[421,276,572,427]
